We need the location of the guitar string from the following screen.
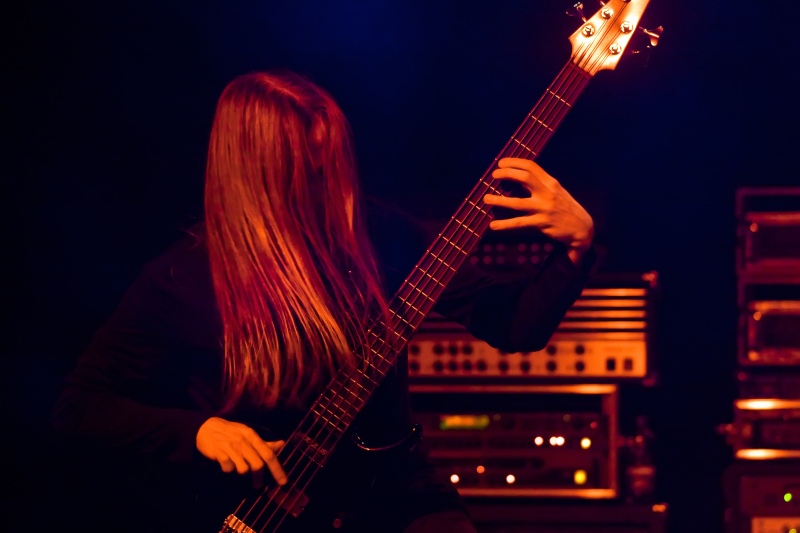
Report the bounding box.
[243,62,587,532]
[237,19,618,530]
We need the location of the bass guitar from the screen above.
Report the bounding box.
[219,1,659,531]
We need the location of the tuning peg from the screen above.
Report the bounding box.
[639,25,664,48]
[566,2,587,22]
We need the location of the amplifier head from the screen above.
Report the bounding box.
[742,212,800,272]
[742,301,800,366]
[410,384,619,498]
[722,399,800,460]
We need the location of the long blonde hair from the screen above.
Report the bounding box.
[204,71,388,410]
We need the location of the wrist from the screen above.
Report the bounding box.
[567,229,594,265]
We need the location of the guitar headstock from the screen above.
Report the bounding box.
[567,0,657,76]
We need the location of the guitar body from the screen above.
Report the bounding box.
[195,423,423,533]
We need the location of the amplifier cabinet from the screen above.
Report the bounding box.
[741,212,800,272]
[408,281,655,383]
[736,187,800,276]
[738,372,800,400]
[723,400,800,461]
[724,461,800,533]
[741,301,800,366]
[409,384,618,499]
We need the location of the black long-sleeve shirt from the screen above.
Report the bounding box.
[53,201,595,532]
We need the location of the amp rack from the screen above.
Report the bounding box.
[407,272,658,384]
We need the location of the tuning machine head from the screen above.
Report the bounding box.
[640,25,663,47]
[566,2,588,22]
[626,24,663,64]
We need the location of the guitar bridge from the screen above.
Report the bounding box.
[219,514,256,533]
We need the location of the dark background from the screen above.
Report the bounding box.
[3,0,799,531]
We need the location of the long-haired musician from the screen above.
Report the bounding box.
[53,70,595,532]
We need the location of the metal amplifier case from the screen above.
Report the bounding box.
[408,282,656,383]
[722,399,800,461]
[742,301,800,366]
[742,212,800,272]
[409,384,618,499]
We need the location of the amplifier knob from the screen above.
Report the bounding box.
[462,344,474,355]
[447,360,459,372]
[433,344,445,356]
[448,345,459,356]
[575,361,585,372]
[462,360,473,372]
[498,360,510,373]
[476,360,488,372]
[546,361,557,372]
[575,344,585,355]
[433,361,444,373]
[546,345,557,355]
[409,344,420,355]
[520,361,531,373]
[409,360,420,373]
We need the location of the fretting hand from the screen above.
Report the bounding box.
[196,417,288,488]
[483,157,594,264]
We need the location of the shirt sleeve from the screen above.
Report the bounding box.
[434,244,597,353]
[52,266,210,465]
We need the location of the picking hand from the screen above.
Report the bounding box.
[196,417,288,488]
[483,157,594,263]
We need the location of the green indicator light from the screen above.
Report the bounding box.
[784,492,793,503]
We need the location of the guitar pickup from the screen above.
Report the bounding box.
[266,484,310,518]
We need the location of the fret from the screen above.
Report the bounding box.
[294,446,324,467]
[321,384,360,414]
[427,252,457,274]
[379,315,413,344]
[511,137,537,156]
[546,89,571,107]
[338,381,367,406]
[311,403,350,429]
[528,114,554,131]
[370,327,408,347]
[369,346,391,367]
[367,329,391,350]
[479,180,501,195]
[440,235,469,256]
[397,294,424,316]
[320,377,369,424]
[410,282,437,302]
[419,269,446,288]
[365,353,387,377]
[387,308,415,331]
[347,375,369,394]
[355,368,379,388]
[451,217,480,239]
[466,200,489,215]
